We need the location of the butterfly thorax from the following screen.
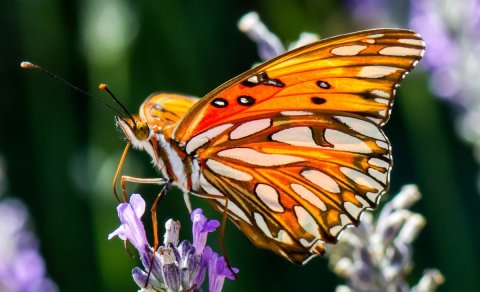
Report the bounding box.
[116,93,199,191]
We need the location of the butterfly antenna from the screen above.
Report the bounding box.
[98,83,137,128]
[20,61,124,116]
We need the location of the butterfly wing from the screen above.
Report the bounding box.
[173,29,424,142]
[172,29,424,263]
[140,93,198,138]
[194,111,391,263]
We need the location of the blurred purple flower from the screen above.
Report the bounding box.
[109,194,238,291]
[344,0,480,190]
[238,11,319,62]
[238,11,285,61]
[327,185,444,291]
[346,0,391,26]
[0,198,58,292]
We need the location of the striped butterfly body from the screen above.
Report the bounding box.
[116,29,425,264]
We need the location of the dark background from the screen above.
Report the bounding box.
[1,0,479,291]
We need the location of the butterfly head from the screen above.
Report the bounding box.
[115,115,151,144]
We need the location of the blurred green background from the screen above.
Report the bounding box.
[1,0,480,291]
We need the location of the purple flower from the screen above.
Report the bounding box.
[109,194,238,291]
[238,11,319,62]
[108,193,148,253]
[238,11,285,61]
[0,198,58,292]
[346,0,392,26]
[327,185,444,291]
[207,246,238,292]
[191,208,220,256]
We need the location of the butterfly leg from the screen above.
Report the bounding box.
[113,142,168,201]
[183,191,193,214]
[151,179,173,250]
[219,197,237,279]
[144,179,173,288]
[120,176,167,201]
[113,143,131,202]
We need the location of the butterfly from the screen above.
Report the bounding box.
[116,29,425,264]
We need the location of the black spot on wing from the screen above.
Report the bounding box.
[211,98,229,108]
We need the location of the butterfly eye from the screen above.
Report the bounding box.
[237,95,256,106]
[211,98,229,108]
[134,122,150,140]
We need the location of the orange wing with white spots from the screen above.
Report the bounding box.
[172,29,424,263]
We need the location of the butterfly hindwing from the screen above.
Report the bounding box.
[191,110,391,263]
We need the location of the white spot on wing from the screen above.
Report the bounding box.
[281,111,314,116]
[331,45,367,56]
[200,174,222,195]
[368,158,389,169]
[379,46,423,56]
[230,119,271,140]
[247,75,259,83]
[398,38,425,46]
[324,129,373,153]
[294,206,320,238]
[376,140,389,149]
[215,198,252,224]
[290,183,327,211]
[254,212,272,238]
[340,167,383,190]
[330,225,343,237]
[358,66,398,78]
[367,191,381,202]
[368,33,384,38]
[340,214,352,226]
[367,117,383,124]
[301,169,340,194]
[186,124,233,154]
[375,98,389,104]
[371,89,390,98]
[299,238,312,248]
[335,116,384,140]
[206,159,252,181]
[368,168,387,184]
[255,184,284,212]
[271,127,319,148]
[217,148,304,166]
[344,202,362,219]
[276,230,294,244]
[355,195,370,207]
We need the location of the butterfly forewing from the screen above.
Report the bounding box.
[139,29,424,263]
[173,29,424,142]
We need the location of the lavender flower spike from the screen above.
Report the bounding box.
[109,194,238,291]
[238,11,319,63]
[327,185,444,291]
[207,246,239,292]
[238,11,285,61]
[0,198,58,292]
[191,208,220,256]
[108,193,149,252]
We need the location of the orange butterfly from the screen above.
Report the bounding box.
[116,29,425,264]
